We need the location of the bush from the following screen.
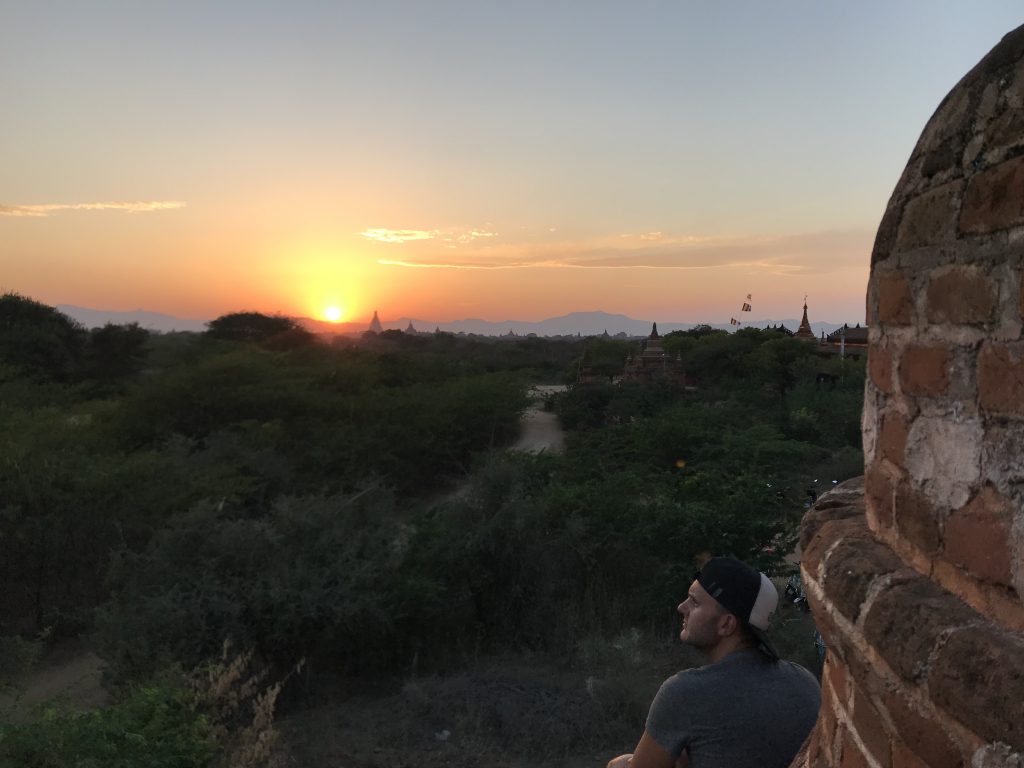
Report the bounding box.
[0,679,215,768]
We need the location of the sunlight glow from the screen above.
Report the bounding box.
[324,306,343,322]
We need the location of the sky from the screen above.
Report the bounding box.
[3,2,1023,326]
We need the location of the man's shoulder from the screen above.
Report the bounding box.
[665,653,818,694]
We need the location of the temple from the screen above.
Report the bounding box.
[367,310,384,334]
[621,323,685,384]
[793,299,816,341]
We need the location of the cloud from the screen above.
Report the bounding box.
[361,226,498,245]
[0,201,186,217]
[360,228,439,243]
[375,228,874,276]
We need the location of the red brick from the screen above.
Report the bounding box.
[978,342,1024,417]
[840,730,872,768]
[807,729,823,766]
[823,535,904,623]
[863,577,977,683]
[899,345,950,396]
[930,625,1024,751]
[891,740,930,768]
[864,462,895,535]
[824,655,850,705]
[943,485,1014,586]
[894,481,941,556]
[869,346,895,394]
[805,588,843,653]
[853,683,893,768]
[879,412,909,467]
[876,272,915,325]
[931,558,1024,633]
[820,693,840,762]
[896,182,963,250]
[960,154,1024,234]
[881,689,962,768]
[926,268,997,325]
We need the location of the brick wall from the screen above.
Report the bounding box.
[792,25,1024,768]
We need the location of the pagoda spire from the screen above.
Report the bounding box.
[368,310,384,333]
[794,296,815,340]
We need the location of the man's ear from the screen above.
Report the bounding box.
[717,611,740,637]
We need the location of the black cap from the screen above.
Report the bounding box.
[696,557,780,660]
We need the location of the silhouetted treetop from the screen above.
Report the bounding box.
[0,292,86,379]
[205,311,314,348]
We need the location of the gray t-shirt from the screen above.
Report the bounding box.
[645,648,820,768]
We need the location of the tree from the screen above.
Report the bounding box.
[0,293,86,380]
[86,322,150,381]
[205,312,314,348]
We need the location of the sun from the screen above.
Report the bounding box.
[324,306,343,323]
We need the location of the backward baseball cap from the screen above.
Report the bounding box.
[696,556,780,660]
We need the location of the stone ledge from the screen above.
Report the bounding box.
[798,479,1024,759]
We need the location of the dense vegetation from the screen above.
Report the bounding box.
[0,294,864,765]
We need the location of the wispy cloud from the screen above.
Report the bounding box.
[0,201,186,217]
[375,228,873,277]
[360,228,439,243]
[361,226,497,245]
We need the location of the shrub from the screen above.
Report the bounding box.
[0,679,215,768]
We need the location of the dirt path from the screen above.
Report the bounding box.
[511,385,567,454]
[0,643,108,724]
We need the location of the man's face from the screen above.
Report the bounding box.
[677,580,726,650]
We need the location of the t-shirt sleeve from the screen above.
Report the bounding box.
[644,673,694,758]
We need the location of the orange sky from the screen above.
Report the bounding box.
[3,4,1021,325]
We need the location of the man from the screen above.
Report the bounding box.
[608,556,820,768]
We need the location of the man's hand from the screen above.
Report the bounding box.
[606,754,632,768]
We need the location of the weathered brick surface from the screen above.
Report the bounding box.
[880,689,962,768]
[897,181,964,250]
[982,422,1024,504]
[943,485,1014,586]
[862,577,976,682]
[800,483,868,568]
[876,271,915,325]
[840,730,872,768]
[930,625,1024,751]
[868,345,895,393]
[891,741,931,768]
[805,587,844,655]
[904,415,983,512]
[926,267,997,324]
[823,536,903,624]
[863,462,894,535]
[820,692,840,763]
[852,683,892,768]
[899,345,951,396]
[893,481,941,556]
[960,154,1024,234]
[878,412,908,467]
[931,557,1024,634]
[823,654,849,705]
[978,341,1024,417]
[872,202,904,267]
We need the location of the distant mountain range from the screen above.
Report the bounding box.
[58,306,861,339]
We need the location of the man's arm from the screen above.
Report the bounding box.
[607,730,688,768]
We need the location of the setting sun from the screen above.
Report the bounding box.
[324,306,343,323]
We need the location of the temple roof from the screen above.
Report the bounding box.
[794,301,815,340]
